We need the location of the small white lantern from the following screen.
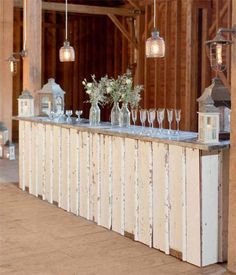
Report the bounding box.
[0,122,8,145]
[18,90,34,117]
[0,145,3,159]
[3,142,15,160]
[38,78,65,116]
[198,113,220,143]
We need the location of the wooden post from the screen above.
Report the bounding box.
[0,0,13,140]
[228,1,236,273]
[23,0,42,113]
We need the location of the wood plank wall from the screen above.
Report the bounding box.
[12,0,232,140]
[139,0,231,131]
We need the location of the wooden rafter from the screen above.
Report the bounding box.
[108,14,138,50]
[209,1,228,36]
[127,0,140,10]
[14,0,139,17]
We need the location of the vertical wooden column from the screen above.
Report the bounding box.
[23,0,42,113]
[0,0,13,140]
[228,1,236,273]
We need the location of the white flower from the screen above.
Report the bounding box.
[82,80,86,85]
[87,83,92,88]
[106,87,112,93]
[86,90,91,95]
[126,79,132,85]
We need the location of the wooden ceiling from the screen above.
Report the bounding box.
[43,0,126,7]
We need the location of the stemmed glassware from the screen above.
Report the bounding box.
[157,108,165,134]
[140,109,147,134]
[147,109,156,135]
[131,108,138,133]
[167,109,173,135]
[75,110,83,122]
[65,110,73,124]
[175,109,181,134]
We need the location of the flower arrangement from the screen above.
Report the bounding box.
[105,73,143,107]
[82,75,108,106]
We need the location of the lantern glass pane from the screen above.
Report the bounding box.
[146,33,165,58]
[210,43,227,72]
[59,41,75,62]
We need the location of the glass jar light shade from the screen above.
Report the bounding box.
[59,41,75,62]
[146,30,165,58]
[209,42,228,72]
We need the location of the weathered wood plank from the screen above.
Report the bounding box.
[53,126,61,204]
[124,138,137,237]
[19,121,25,191]
[61,128,70,211]
[24,121,31,190]
[45,124,53,203]
[100,135,112,229]
[169,145,185,256]
[30,122,37,196]
[112,136,123,234]
[70,129,79,215]
[201,151,219,266]
[79,131,90,219]
[153,143,170,254]
[137,140,153,247]
[186,148,201,266]
[37,123,46,198]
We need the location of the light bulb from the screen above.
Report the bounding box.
[59,41,75,62]
[7,55,18,75]
[146,30,165,58]
[216,43,223,65]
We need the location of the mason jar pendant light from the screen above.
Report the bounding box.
[59,0,75,62]
[146,0,165,58]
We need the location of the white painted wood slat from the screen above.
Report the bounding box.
[201,151,219,266]
[153,143,170,253]
[19,121,25,191]
[186,148,201,266]
[45,125,53,203]
[70,129,79,215]
[53,126,61,204]
[137,140,153,247]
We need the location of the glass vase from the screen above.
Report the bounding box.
[111,101,121,126]
[119,102,130,127]
[89,102,100,126]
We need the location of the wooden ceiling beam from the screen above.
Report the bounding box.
[108,14,138,50]
[14,0,141,17]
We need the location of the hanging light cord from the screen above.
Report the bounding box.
[154,0,156,29]
[23,0,27,51]
[65,0,68,41]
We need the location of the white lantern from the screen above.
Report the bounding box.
[18,90,34,117]
[38,78,65,116]
[198,113,220,143]
[3,142,15,160]
[0,122,8,145]
[0,145,3,159]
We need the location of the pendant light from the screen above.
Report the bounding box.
[145,0,165,58]
[59,0,75,62]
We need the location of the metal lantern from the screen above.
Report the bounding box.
[38,78,65,116]
[206,26,236,72]
[146,30,165,58]
[3,142,15,160]
[18,90,34,117]
[0,122,8,145]
[197,77,231,143]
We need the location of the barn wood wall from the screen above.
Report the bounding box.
[138,0,231,131]
[12,7,129,141]
[12,0,232,140]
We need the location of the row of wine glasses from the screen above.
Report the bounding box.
[48,110,83,123]
[131,108,181,135]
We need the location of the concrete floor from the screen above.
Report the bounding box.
[0,155,229,275]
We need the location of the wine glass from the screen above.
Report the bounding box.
[147,109,156,135]
[131,108,138,133]
[140,109,147,134]
[175,109,181,135]
[157,108,165,134]
[65,110,73,124]
[167,109,173,135]
[75,110,83,122]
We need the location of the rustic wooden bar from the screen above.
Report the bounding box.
[15,117,230,267]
